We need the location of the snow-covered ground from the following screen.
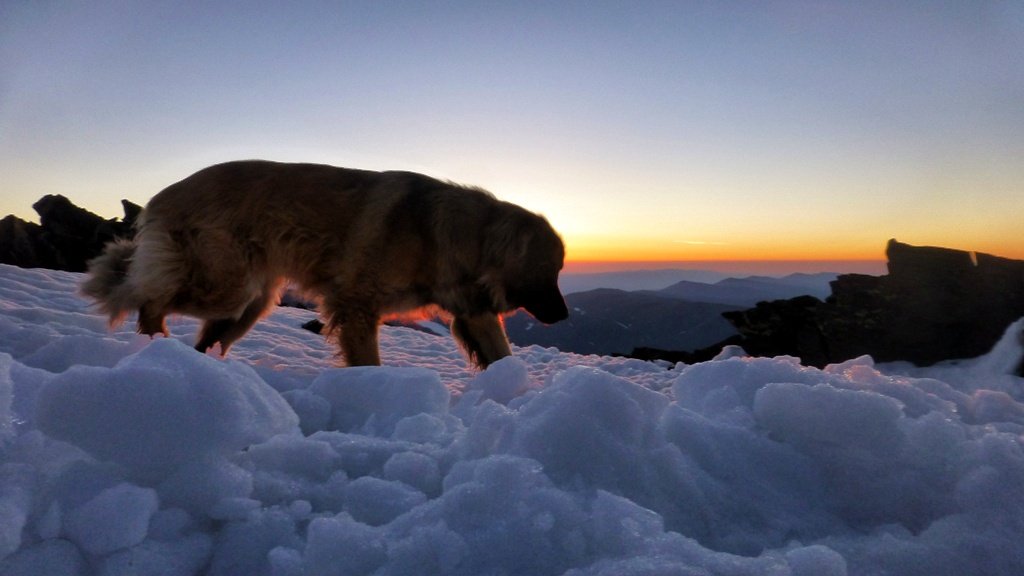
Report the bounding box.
[1,263,1023,575]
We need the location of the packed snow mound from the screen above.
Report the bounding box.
[0,263,1023,575]
[36,338,299,482]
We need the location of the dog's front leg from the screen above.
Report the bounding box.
[451,313,512,369]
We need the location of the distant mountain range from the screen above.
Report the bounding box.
[645,273,837,307]
[505,289,741,357]
[507,272,839,356]
[558,269,730,294]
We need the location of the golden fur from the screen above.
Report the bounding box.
[82,160,568,368]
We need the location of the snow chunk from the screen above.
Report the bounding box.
[309,366,449,436]
[35,339,299,481]
[98,534,212,576]
[383,451,442,496]
[64,482,158,555]
[157,456,254,518]
[304,514,387,576]
[21,334,144,373]
[0,539,87,576]
[754,382,905,454]
[588,489,665,556]
[208,508,302,576]
[0,464,33,560]
[463,356,533,405]
[0,350,19,438]
[0,354,14,441]
[511,366,670,489]
[713,344,747,360]
[280,389,332,435]
[971,317,1024,376]
[786,544,848,576]
[674,355,820,417]
[246,434,342,506]
[420,455,589,574]
[345,476,426,526]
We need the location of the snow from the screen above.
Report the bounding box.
[64,483,159,556]
[0,263,1023,575]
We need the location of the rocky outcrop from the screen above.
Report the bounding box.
[0,196,141,272]
[720,240,1024,368]
[0,214,62,269]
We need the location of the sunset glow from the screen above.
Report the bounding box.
[563,259,888,277]
[560,230,1024,271]
[563,235,882,263]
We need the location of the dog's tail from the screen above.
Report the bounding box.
[81,239,140,327]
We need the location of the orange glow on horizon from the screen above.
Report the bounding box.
[561,232,1024,272]
[563,236,886,264]
[562,259,888,275]
[561,233,1024,276]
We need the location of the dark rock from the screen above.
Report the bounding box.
[0,196,141,272]
[0,215,61,269]
[302,319,325,334]
[722,295,830,366]
[32,195,109,272]
[1018,328,1024,377]
[625,336,747,365]
[715,239,1024,368]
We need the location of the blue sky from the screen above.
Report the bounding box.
[2,1,1022,264]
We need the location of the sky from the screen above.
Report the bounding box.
[2,1,1022,270]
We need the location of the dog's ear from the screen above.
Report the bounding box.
[509,215,567,323]
[476,204,568,322]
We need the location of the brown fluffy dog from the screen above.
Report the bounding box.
[82,160,568,368]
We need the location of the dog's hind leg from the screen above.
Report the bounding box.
[195,285,279,355]
[137,302,170,337]
[195,313,262,356]
[451,313,512,369]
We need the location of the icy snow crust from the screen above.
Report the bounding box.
[1,264,1023,575]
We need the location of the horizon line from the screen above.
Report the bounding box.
[563,258,888,275]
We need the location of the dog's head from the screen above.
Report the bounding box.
[483,207,569,324]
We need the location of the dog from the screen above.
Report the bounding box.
[82,160,568,368]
